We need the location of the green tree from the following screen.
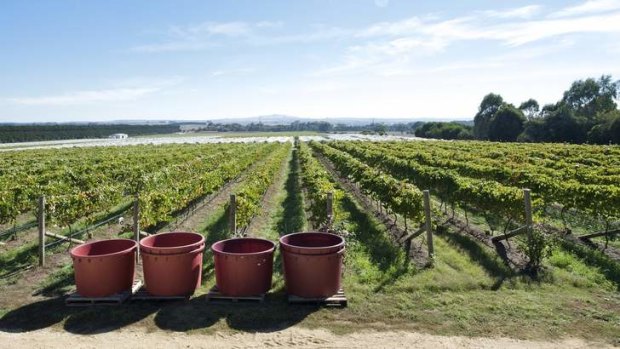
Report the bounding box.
[562,75,619,119]
[587,110,620,144]
[518,118,548,142]
[372,123,388,135]
[414,122,473,140]
[544,104,589,143]
[519,98,540,120]
[317,122,333,132]
[473,93,503,140]
[392,123,410,134]
[488,104,525,142]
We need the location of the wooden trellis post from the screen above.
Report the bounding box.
[423,190,434,261]
[229,194,237,235]
[326,192,334,229]
[523,189,533,240]
[491,188,534,243]
[38,195,46,267]
[133,193,140,260]
[398,189,434,264]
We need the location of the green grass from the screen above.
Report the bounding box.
[327,193,620,341]
[35,264,75,297]
[261,148,306,240]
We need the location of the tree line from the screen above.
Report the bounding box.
[473,75,619,144]
[192,120,415,135]
[413,75,620,144]
[0,124,180,143]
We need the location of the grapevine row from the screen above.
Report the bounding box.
[297,140,342,227]
[320,141,527,221]
[371,141,620,185]
[230,142,292,231]
[309,141,425,225]
[138,143,281,228]
[0,143,274,232]
[349,141,619,219]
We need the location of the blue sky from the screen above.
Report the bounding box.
[1,0,620,122]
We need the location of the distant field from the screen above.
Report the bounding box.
[218,131,323,138]
[133,131,323,139]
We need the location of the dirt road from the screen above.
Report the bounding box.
[0,327,610,349]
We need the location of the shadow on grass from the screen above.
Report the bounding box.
[34,266,75,297]
[200,209,230,282]
[338,195,411,292]
[373,258,412,293]
[277,149,306,236]
[436,225,515,279]
[155,291,318,333]
[558,238,620,291]
[0,244,39,279]
[273,149,308,277]
[341,196,405,273]
[0,220,36,242]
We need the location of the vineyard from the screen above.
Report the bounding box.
[0,138,619,345]
[315,141,620,233]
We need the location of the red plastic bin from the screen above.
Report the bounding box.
[140,232,205,296]
[70,239,137,297]
[212,238,275,296]
[140,231,205,255]
[279,232,345,298]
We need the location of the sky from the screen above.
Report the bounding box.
[1,0,620,123]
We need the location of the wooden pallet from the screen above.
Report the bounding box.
[288,289,347,307]
[206,286,265,303]
[65,281,142,307]
[130,287,190,302]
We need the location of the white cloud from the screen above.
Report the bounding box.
[353,37,446,56]
[210,68,255,77]
[3,77,183,106]
[131,41,216,53]
[315,7,620,77]
[131,1,620,55]
[358,17,423,37]
[188,22,252,37]
[332,10,620,73]
[4,88,160,106]
[106,76,185,88]
[132,20,287,52]
[550,0,620,18]
[353,11,620,47]
[481,5,542,19]
[251,26,351,45]
[130,1,620,83]
[488,12,620,46]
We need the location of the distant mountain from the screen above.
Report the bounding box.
[199,114,471,126]
[1,115,472,126]
[208,114,308,125]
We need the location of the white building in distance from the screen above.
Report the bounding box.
[109,133,128,139]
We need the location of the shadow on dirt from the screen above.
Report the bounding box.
[0,297,69,332]
[0,296,161,334]
[154,291,318,333]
